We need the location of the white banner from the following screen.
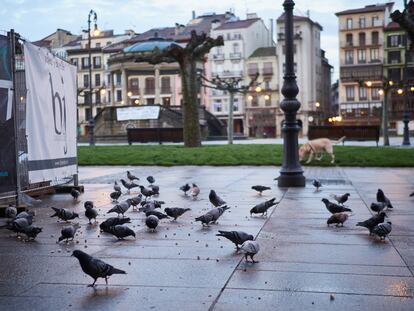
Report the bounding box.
[24,42,77,183]
[116,106,160,121]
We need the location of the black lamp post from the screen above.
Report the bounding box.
[277,0,305,187]
[87,9,98,146]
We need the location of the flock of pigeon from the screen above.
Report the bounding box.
[313,179,394,240]
[1,170,278,287]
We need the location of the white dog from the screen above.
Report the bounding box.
[299,136,346,164]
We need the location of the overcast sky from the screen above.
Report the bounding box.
[0,0,404,81]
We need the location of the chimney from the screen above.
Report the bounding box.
[175,23,185,36]
[270,18,274,47]
[192,10,196,19]
[246,13,258,19]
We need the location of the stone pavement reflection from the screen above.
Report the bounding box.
[0,166,413,310]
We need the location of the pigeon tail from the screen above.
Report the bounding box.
[110,267,126,275]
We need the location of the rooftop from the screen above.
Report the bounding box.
[277,13,322,30]
[123,38,181,54]
[249,47,276,58]
[335,2,394,16]
[213,18,260,30]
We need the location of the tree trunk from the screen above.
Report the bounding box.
[180,60,201,147]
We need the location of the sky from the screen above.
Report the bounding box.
[0,0,404,81]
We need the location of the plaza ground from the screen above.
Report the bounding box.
[0,165,413,310]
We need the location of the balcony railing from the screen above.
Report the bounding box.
[212,71,243,78]
[248,68,259,76]
[212,54,224,60]
[229,52,242,59]
[144,88,155,95]
[262,67,273,75]
[161,87,172,94]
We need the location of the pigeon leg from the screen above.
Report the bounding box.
[88,279,98,287]
[250,254,258,263]
[244,254,249,262]
[105,277,108,285]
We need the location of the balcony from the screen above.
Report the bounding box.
[144,88,155,95]
[248,68,259,76]
[161,87,172,94]
[262,67,273,76]
[212,71,243,78]
[229,52,242,60]
[212,54,224,61]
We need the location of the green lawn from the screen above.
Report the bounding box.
[77,144,414,167]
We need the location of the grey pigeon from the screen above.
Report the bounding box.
[370,202,387,214]
[141,199,164,208]
[138,201,158,213]
[71,188,81,200]
[321,198,352,214]
[327,213,349,227]
[240,240,260,263]
[356,212,388,234]
[72,250,126,287]
[22,225,42,240]
[250,198,277,217]
[15,210,35,225]
[251,185,271,195]
[130,194,143,210]
[180,183,191,195]
[139,185,154,198]
[127,170,139,182]
[113,181,122,192]
[209,190,226,207]
[110,191,122,202]
[216,230,254,250]
[372,221,392,240]
[146,175,155,184]
[5,205,17,218]
[190,183,200,198]
[332,193,350,205]
[120,179,139,193]
[377,189,393,209]
[100,217,131,233]
[6,217,30,235]
[50,207,79,222]
[164,207,191,221]
[84,205,98,224]
[58,223,80,243]
[312,179,322,191]
[195,205,230,226]
[145,215,159,232]
[149,184,160,195]
[107,199,132,217]
[145,210,169,220]
[106,225,136,240]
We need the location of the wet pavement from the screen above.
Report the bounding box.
[0,166,413,310]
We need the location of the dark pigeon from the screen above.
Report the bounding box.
[332,193,350,205]
[58,223,80,243]
[250,198,277,217]
[149,184,160,195]
[216,230,254,250]
[85,205,98,224]
[22,225,42,240]
[164,207,191,221]
[195,205,230,226]
[145,215,159,232]
[251,185,271,195]
[372,221,392,240]
[377,189,393,209]
[370,202,387,214]
[110,191,122,202]
[321,198,352,214]
[356,212,388,234]
[100,217,131,233]
[209,190,226,207]
[50,207,79,222]
[106,225,135,240]
[6,218,30,235]
[130,194,143,210]
[180,183,191,195]
[240,240,260,263]
[145,210,169,220]
[5,205,17,218]
[120,179,139,193]
[15,210,35,225]
[127,170,139,182]
[327,213,349,227]
[146,175,155,184]
[107,199,132,217]
[72,250,126,287]
[138,201,158,213]
[139,185,154,198]
[84,201,94,209]
[410,191,414,197]
[312,179,322,191]
[71,188,81,200]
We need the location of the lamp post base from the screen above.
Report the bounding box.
[402,113,410,146]
[277,172,306,187]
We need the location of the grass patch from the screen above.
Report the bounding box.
[77,144,414,167]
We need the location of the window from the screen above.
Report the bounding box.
[129,78,139,95]
[145,77,155,94]
[93,56,101,68]
[346,18,353,29]
[372,16,380,27]
[85,108,91,121]
[84,92,91,105]
[372,31,379,45]
[248,63,259,75]
[81,57,89,69]
[213,100,222,112]
[357,49,366,63]
[358,33,366,46]
[346,33,353,46]
[388,51,401,64]
[371,87,380,100]
[370,48,379,61]
[116,73,121,86]
[388,68,401,82]
[107,74,111,85]
[233,43,240,53]
[359,86,367,100]
[233,98,239,112]
[95,91,101,104]
[95,42,101,48]
[107,90,111,103]
[161,77,171,93]
[388,35,400,47]
[346,86,354,101]
[146,98,155,105]
[265,95,271,106]
[83,74,89,87]
[116,90,122,102]
[282,44,297,54]
[162,97,171,106]
[106,41,112,46]
[345,50,353,64]
[359,16,366,28]
[95,74,100,86]
[70,58,78,68]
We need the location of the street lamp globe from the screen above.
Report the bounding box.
[264,94,270,100]
[378,89,384,96]
[127,91,132,97]
[397,88,404,95]
[328,117,332,123]
[410,86,414,92]
[255,86,262,93]
[365,81,372,87]
[336,116,342,122]
[315,101,320,108]
[247,95,253,101]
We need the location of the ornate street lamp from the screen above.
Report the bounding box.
[277,0,305,187]
[87,9,98,146]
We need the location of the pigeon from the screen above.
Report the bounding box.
[113,181,122,192]
[71,188,81,200]
[180,183,191,195]
[370,202,387,214]
[110,191,122,202]
[190,183,200,198]
[332,193,350,205]
[377,189,393,209]
[6,217,30,236]
[195,205,230,226]
[107,199,132,217]
[327,213,349,227]
[127,170,139,182]
[372,221,392,240]
[84,204,98,224]
[138,201,158,213]
[84,201,94,209]
[321,198,352,214]
[130,194,143,210]
[15,210,35,225]
[209,190,226,207]
[145,215,159,232]
[120,179,139,193]
[312,179,322,191]
[5,204,17,218]
[251,185,271,195]
[50,207,79,222]
[240,240,260,263]
[250,198,277,217]
[410,191,414,197]
[139,185,154,198]
[100,217,131,233]
[145,210,169,220]
[216,230,254,250]
[22,225,42,240]
[72,250,126,287]
[106,225,136,240]
[146,175,155,184]
[149,184,160,195]
[58,223,80,243]
[356,212,388,234]
[164,207,191,221]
